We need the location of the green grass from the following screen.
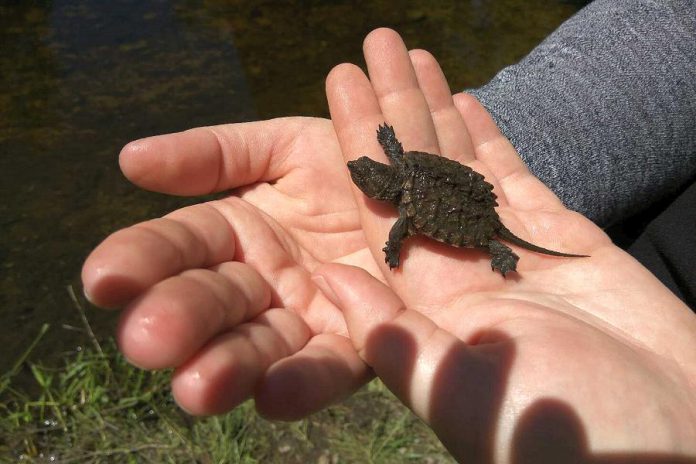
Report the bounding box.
[0,292,453,463]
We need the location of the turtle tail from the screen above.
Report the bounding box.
[497,225,589,258]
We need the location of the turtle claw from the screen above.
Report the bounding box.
[383,242,401,269]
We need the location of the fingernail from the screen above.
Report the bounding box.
[311,275,341,306]
[82,286,94,304]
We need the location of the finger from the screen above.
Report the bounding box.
[453,93,565,211]
[328,30,436,276]
[453,93,529,178]
[255,333,371,421]
[409,49,476,163]
[83,193,312,311]
[314,263,511,462]
[116,262,271,369]
[313,263,437,406]
[326,62,385,162]
[326,63,399,269]
[119,117,308,196]
[363,28,439,154]
[171,307,311,416]
[82,202,236,308]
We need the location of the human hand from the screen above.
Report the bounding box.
[82,120,381,417]
[317,28,696,462]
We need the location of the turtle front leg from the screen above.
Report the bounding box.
[383,216,410,269]
[376,124,404,164]
[488,240,519,276]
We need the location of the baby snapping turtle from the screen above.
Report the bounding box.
[347,124,586,275]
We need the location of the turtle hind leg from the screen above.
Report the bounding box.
[488,240,519,276]
[377,123,404,164]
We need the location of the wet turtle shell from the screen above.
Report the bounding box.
[347,123,586,275]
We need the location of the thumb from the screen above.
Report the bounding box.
[311,264,460,419]
[313,263,511,462]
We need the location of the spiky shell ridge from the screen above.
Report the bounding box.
[399,151,501,248]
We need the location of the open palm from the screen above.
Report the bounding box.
[316,29,696,461]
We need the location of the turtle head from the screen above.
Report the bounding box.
[347,156,401,203]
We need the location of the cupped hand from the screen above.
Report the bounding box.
[317,28,696,461]
[82,109,381,418]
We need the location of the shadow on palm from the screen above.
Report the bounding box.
[370,324,696,463]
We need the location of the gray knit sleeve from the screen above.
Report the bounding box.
[469,0,696,226]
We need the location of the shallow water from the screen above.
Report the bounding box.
[0,0,586,371]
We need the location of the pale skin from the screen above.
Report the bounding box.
[82,28,696,462]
